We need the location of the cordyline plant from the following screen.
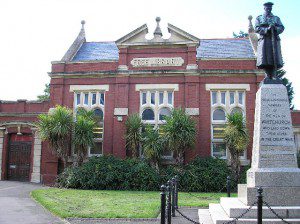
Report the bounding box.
[73,108,96,166]
[37,105,73,167]
[162,108,197,164]
[142,124,164,170]
[224,112,249,183]
[37,105,96,168]
[125,113,143,158]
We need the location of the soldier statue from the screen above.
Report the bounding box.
[255,2,284,83]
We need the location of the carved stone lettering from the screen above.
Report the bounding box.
[260,97,294,147]
[131,57,184,67]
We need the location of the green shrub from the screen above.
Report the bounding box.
[124,160,161,190]
[58,156,237,192]
[57,166,82,189]
[179,157,231,192]
[57,156,161,191]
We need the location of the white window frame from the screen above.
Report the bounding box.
[71,86,109,157]
[140,90,174,126]
[138,86,178,160]
[210,90,247,160]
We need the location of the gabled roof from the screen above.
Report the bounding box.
[62,21,86,62]
[71,38,255,62]
[61,19,256,63]
[115,24,148,45]
[116,20,199,46]
[167,23,200,43]
[72,42,119,61]
[197,38,255,59]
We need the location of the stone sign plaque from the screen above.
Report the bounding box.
[260,94,294,147]
[130,57,184,67]
[251,84,298,169]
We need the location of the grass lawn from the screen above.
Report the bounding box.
[31,188,236,219]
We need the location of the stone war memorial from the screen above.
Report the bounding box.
[203,2,300,223]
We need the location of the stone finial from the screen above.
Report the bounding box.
[248,15,254,33]
[81,20,86,30]
[247,15,257,53]
[153,17,162,37]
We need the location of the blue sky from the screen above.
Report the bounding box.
[0,0,299,108]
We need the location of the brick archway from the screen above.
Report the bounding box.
[0,123,41,183]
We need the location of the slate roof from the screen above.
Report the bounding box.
[197,38,255,59]
[72,42,119,61]
[71,39,255,61]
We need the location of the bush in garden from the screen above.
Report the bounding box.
[179,157,231,192]
[58,155,240,192]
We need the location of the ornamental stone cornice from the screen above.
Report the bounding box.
[0,121,37,129]
[0,112,44,117]
[49,69,262,79]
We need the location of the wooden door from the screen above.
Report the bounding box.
[7,140,32,181]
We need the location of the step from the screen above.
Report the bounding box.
[220,197,300,219]
[209,203,300,224]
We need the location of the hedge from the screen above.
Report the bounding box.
[58,156,247,192]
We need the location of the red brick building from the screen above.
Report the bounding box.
[1,18,299,185]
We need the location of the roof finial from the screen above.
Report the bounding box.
[248,15,254,33]
[81,20,86,30]
[153,17,162,37]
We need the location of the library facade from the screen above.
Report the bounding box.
[1,18,300,185]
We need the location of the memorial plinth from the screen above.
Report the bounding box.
[239,84,300,207]
[204,84,300,223]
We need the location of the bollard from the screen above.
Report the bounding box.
[257,187,263,224]
[171,177,176,217]
[160,185,166,224]
[174,175,179,209]
[226,176,231,197]
[167,181,172,224]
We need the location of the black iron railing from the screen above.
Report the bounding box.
[160,176,292,224]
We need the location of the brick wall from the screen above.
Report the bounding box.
[1,39,269,185]
[292,110,300,126]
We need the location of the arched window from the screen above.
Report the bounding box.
[159,108,171,121]
[213,109,226,121]
[142,109,155,121]
[93,109,104,139]
[93,108,104,121]
[230,107,243,116]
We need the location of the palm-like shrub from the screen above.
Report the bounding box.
[38,106,96,168]
[162,108,196,164]
[125,114,143,158]
[37,105,73,167]
[73,110,96,166]
[142,125,164,170]
[224,112,249,183]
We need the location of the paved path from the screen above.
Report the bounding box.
[0,180,214,224]
[68,207,213,224]
[0,180,65,224]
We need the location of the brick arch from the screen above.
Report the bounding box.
[0,122,41,183]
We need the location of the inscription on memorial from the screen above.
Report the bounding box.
[260,94,294,146]
[131,57,184,67]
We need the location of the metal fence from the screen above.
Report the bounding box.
[159,176,293,224]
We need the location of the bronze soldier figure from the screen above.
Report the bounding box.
[255,2,284,83]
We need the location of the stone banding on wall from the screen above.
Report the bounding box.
[69,85,109,92]
[205,83,250,91]
[185,108,199,116]
[0,128,5,180]
[31,129,42,183]
[135,84,179,91]
[114,108,128,116]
